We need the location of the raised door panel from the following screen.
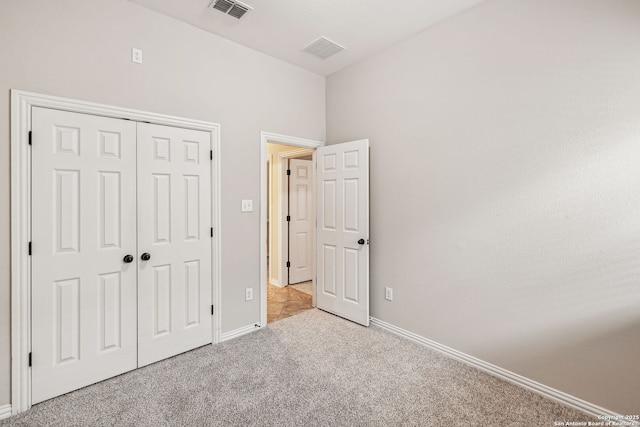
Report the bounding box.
[184,175,200,241]
[137,123,212,367]
[99,172,122,249]
[54,169,81,253]
[153,174,172,244]
[54,278,81,364]
[98,272,123,352]
[185,260,201,327]
[321,245,337,296]
[31,107,137,404]
[153,264,173,336]
[322,180,337,231]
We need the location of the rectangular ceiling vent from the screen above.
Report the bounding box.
[303,37,345,60]
[210,0,252,19]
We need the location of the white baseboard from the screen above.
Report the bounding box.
[269,278,283,287]
[0,404,11,420]
[220,323,261,342]
[370,317,628,421]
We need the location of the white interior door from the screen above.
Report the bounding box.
[288,159,313,284]
[137,123,212,367]
[316,140,370,326]
[31,107,138,404]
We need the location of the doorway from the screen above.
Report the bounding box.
[259,132,323,326]
[266,143,314,323]
[260,133,371,328]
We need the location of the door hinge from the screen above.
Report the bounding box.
[28,131,32,146]
[28,242,32,256]
[286,169,291,176]
[211,305,214,315]
[211,227,214,238]
[286,215,291,222]
[210,150,213,161]
[28,352,32,367]
[286,261,291,268]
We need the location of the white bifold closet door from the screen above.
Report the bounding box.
[31,107,138,404]
[31,109,213,403]
[136,123,212,367]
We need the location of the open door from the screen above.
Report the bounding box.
[316,140,369,326]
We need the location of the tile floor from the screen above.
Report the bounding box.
[289,281,312,296]
[267,283,313,323]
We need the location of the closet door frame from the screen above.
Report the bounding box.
[9,90,222,415]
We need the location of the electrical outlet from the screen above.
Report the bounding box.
[131,48,143,64]
[241,199,253,212]
[385,287,393,301]
[245,287,253,301]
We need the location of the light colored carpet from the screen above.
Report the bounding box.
[0,309,593,426]
[289,281,312,296]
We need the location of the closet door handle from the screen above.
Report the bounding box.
[141,253,151,261]
[123,255,134,263]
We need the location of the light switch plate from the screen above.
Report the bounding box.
[241,200,253,212]
[132,48,143,64]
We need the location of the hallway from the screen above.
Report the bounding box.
[267,283,312,323]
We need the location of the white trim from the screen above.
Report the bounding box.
[10,90,222,415]
[266,155,276,287]
[278,148,315,289]
[211,126,223,347]
[0,404,12,420]
[311,150,317,308]
[260,132,323,327]
[220,324,261,342]
[268,278,282,287]
[11,90,32,415]
[369,317,627,421]
[277,148,315,158]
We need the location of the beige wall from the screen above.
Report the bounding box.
[0,0,325,406]
[327,0,640,415]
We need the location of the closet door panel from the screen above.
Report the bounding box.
[31,107,138,404]
[137,123,212,366]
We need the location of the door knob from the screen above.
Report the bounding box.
[141,252,151,261]
[123,255,134,263]
[357,239,366,245]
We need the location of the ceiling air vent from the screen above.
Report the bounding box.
[210,0,252,19]
[303,37,345,60]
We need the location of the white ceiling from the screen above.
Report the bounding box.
[130,0,485,76]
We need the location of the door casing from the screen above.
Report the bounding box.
[10,90,221,415]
